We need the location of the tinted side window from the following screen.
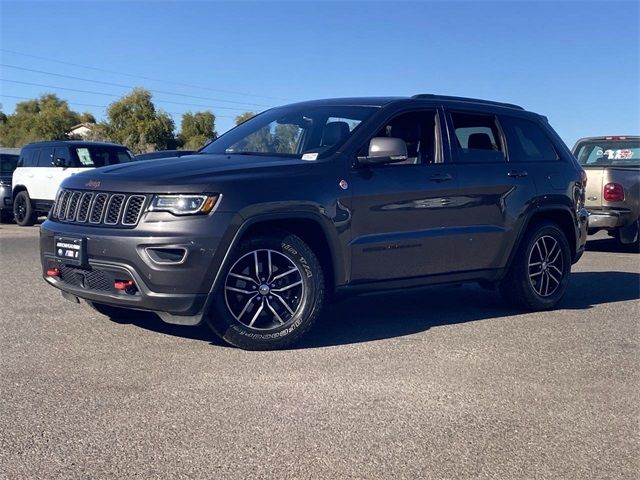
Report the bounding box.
[360,110,439,165]
[18,148,40,167]
[37,147,55,167]
[500,116,558,162]
[450,112,504,162]
[54,147,72,166]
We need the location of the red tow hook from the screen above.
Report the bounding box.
[46,268,61,277]
[114,280,136,291]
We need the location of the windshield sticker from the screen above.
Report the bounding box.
[76,148,93,166]
[603,149,634,160]
[301,153,318,161]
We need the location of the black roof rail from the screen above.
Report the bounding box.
[411,94,524,110]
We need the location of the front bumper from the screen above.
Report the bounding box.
[40,213,235,324]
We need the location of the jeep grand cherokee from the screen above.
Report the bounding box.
[40,95,588,350]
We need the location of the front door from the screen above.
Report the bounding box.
[349,109,461,282]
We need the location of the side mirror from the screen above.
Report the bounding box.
[53,158,67,168]
[358,137,408,165]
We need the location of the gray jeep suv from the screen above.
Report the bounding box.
[40,95,589,350]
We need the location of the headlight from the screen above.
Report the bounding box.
[149,194,220,215]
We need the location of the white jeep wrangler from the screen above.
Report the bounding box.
[12,141,134,226]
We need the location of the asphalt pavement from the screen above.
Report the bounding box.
[1,223,638,479]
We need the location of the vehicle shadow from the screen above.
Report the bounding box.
[586,235,638,254]
[104,271,640,349]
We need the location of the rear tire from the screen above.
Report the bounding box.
[206,231,325,350]
[500,221,571,311]
[13,191,37,226]
[615,218,640,253]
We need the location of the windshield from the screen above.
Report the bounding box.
[0,154,19,174]
[574,139,640,167]
[73,146,135,167]
[201,105,379,159]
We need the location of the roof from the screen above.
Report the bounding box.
[21,140,125,148]
[279,94,528,112]
[281,97,403,108]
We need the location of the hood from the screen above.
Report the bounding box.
[60,153,310,193]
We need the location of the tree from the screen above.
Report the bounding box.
[0,94,84,147]
[78,112,96,124]
[235,112,255,125]
[178,111,217,150]
[99,88,175,153]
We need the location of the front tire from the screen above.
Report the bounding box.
[13,191,37,226]
[500,221,571,311]
[207,232,325,350]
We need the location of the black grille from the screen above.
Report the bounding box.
[76,193,93,222]
[90,193,108,224]
[59,264,112,291]
[105,194,125,224]
[65,192,82,221]
[52,189,147,227]
[123,196,146,225]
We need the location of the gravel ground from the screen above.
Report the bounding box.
[1,223,638,479]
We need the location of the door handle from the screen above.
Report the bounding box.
[429,173,453,182]
[507,170,528,178]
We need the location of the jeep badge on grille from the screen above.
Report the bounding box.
[85,180,101,189]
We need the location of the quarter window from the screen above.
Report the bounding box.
[500,116,558,162]
[450,112,504,162]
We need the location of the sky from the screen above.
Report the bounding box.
[0,0,638,147]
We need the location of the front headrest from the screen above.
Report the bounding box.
[390,122,420,142]
[468,133,494,150]
[321,121,350,147]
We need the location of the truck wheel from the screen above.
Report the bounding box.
[616,218,640,252]
[207,232,325,350]
[500,221,571,311]
[13,191,37,226]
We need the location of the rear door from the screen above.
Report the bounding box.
[43,147,76,201]
[443,109,537,272]
[13,147,40,197]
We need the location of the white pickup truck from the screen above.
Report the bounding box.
[573,136,640,250]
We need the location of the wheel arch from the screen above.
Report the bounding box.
[12,184,28,199]
[211,212,345,297]
[507,206,578,270]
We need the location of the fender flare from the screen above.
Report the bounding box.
[504,204,579,272]
[201,210,345,314]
